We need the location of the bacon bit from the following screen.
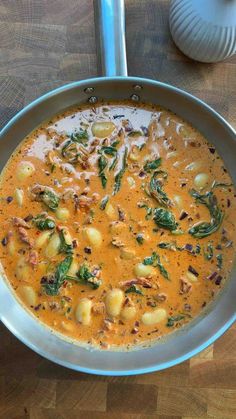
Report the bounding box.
[111,237,125,247]
[179,210,188,221]
[100,341,110,349]
[24,214,33,222]
[6,196,13,203]
[18,227,34,247]
[122,119,133,132]
[184,303,192,312]
[154,293,167,302]
[49,302,60,311]
[34,304,42,311]
[30,184,47,200]
[123,297,134,307]
[120,277,153,289]
[117,205,125,221]
[103,318,113,331]
[131,327,139,334]
[92,192,100,203]
[1,236,8,246]
[12,217,30,229]
[72,239,78,248]
[91,138,100,146]
[92,302,105,315]
[215,275,223,285]
[180,278,192,295]
[28,250,38,267]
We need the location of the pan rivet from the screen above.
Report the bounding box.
[130,94,140,102]
[88,96,98,104]
[133,84,143,91]
[84,87,94,93]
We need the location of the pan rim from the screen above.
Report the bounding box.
[0,75,235,375]
[1,75,235,138]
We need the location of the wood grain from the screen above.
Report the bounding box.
[0,1,236,418]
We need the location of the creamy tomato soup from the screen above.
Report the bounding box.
[0,101,235,350]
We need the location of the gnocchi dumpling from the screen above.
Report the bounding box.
[83,227,102,248]
[105,203,116,220]
[75,298,92,325]
[105,288,124,317]
[18,285,37,306]
[142,308,167,325]
[121,306,136,321]
[44,233,60,258]
[16,161,35,181]
[91,121,115,138]
[35,231,51,249]
[14,188,24,206]
[134,263,155,278]
[56,207,70,221]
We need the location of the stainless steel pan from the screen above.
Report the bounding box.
[0,0,235,375]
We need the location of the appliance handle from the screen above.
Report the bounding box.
[94,0,128,77]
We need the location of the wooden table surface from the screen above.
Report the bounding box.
[0,1,236,418]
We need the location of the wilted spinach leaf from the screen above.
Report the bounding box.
[188,189,224,238]
[153,208,178,231]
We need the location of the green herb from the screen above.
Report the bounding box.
[40,189,60,211]
[188,189,224,238]
[51,164,56,173]
[204,243,214,260]
[153,208,178,231]
[125,285,143,295]
[128,130,142,137]
[75,264,101,289]
[109,154,118,171]
[143,251,158,266]
[136,233,144,245]
[166,315,185,327]
[216,253,223,269]
[211,181,233,189]
[59,229,73,255]
[71,129,89,146]
[143,251,170,280]
[138,202,153,220]
[144,158,162,173]
[100,146,117,156]
[43,255,72,296]
[195,244,201,254]
[33,214,55,230]
[98,155,108,188]
[100,195,109,210]
[113,147,128,194]
[147,171,170,207]
[158,241,182,251]
[61,140,78,162]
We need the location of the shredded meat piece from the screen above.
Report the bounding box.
[49,302,60,311]
[30,184,47,200]
[18,227,34,247]
[180,278,192,294]
[103,318,114,331]
[28,250,38,266]
[12,217,30,229]
[120,277,153,288]
[154,293,167,302]
[111,237,125,247]
[75,195,93,212]
[117,205,125,221]
[92,302,105,315]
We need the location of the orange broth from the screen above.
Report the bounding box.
[0,101,235,350]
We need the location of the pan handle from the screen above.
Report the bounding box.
[94,0,128,77]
